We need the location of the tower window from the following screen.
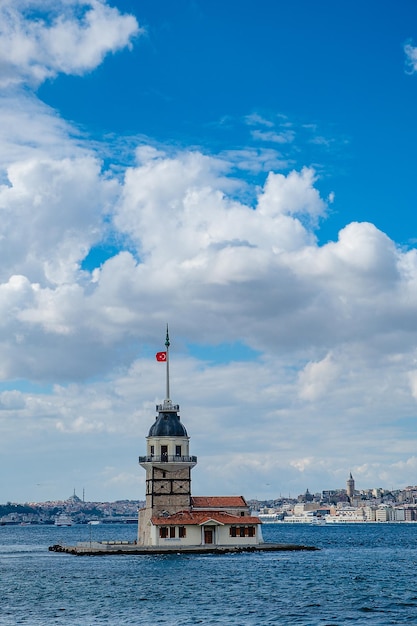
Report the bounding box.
[175,445,182,456]
[150,445,154,456]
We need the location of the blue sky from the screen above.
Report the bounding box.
[1,1,417,503]
[38,1,417,247]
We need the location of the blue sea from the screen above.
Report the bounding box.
[2,523,417,625]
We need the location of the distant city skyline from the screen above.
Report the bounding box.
[4,476,417,508]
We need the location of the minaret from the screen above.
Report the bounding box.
[347,472,355,501]
[137,327,197,545]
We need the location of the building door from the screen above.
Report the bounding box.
[204,527,214,544]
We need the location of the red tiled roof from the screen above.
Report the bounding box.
[191,496,247,508]
[151,510,261,526]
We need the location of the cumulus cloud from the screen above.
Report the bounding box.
[0,93,82,172]
[0,0,140,87]
[114,155,323,276]
[0,156,119,284]
[0,140,415,390]
[56,415,106,433]
[298,353,341,401]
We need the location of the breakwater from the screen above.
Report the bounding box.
[49,540,319,555]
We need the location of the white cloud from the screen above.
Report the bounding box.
[0,0,141,87]
[251,129,295,144]
[56,415,106,433]
[0,93,80,171]
[219,147,291,173]
[290,458,313,473]
[245,113,274,127]
[0,390,26,410]
[404,41,417,74]
[257,167,327,221]
[298,353,341,401]
[0,142,413,394]
[0,155,119,285]
[408,370,417,400]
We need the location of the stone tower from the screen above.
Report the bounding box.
[346,472,355,500]
[137,328,197,545]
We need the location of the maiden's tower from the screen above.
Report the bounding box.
[137,328,263,548]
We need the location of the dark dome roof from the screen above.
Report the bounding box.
[148,412,188,437]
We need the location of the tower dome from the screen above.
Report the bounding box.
[148,408,188,437]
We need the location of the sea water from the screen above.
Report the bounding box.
[1,523,417,625]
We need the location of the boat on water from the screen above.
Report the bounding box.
[281,515,326,525]
[257,514,283,523]
[54,514,73,527]
[324,515,367,524]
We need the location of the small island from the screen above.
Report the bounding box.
[49,330,317,556]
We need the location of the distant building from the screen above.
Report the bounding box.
[137,329,263,548]
[298,488,314,503]
[346,473,355,501]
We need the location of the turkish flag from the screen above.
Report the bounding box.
[156,351,167,362]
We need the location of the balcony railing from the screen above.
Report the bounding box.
[139,455,197,464]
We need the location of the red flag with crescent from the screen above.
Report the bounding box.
[156,351,167,362]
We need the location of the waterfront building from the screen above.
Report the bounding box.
[363,506,377,521]
[404,508,417,521]
[394,508,406,522]
[375,507,392,522]
[137,329,263,548]
[293,502,320,515]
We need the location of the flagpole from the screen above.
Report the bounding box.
[165,324,170,404]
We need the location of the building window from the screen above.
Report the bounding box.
[230,526,253,538]
[159,527,168,538]
[150,445,154,456]
[170,526,175,538]
[179,526,186,538]
[175,445,182,456]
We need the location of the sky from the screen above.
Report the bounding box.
[1,1,417,504]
